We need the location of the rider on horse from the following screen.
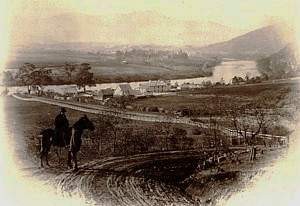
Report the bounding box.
[54,107,69,146]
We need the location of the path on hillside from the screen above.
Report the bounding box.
[12,94,204,127]
[12,94,288,141]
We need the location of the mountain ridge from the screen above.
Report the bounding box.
[196,25,291,59]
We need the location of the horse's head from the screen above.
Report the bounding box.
[80,115,95,131]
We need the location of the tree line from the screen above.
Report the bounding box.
[1,63,95,93]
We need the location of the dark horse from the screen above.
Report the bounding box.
[39,115,95,170]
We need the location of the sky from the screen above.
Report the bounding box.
[10,0,296,29]
[0,0,297,63]
[2,0,295,47]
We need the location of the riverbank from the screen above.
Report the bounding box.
[3,60,258,92]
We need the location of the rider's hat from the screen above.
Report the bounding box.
[61,107,66,113]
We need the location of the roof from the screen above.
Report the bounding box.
[77,92,93,97]
[149,80,170,87]
[139,83,149,89]
[116,83,135,95]
[119,83,133,91]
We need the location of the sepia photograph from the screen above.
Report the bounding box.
[0,0,299,205]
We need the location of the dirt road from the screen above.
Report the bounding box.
[12,94,203,127]
[12,94,288,142]
[31,150,206,205]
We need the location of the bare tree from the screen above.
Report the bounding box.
[227,101,272,161]
[228,104,267,145]
[158,124,172,151]
[208,115,222,149]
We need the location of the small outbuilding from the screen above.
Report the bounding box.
[94,88,114,101]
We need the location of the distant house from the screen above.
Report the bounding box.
[29,85,41,95]
[94,88,114,100]
[114,84,135,97]
[62,86,78,96]
[180,82,201,90]
[139,80,171,94]
[76,91,94,103]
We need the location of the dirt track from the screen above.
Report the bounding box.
[21,146,286,206]
[30,151,204,205]
[11,94,287,142]
[11,94,204,126]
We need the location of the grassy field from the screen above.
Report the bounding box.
[129,82,299,115]
[90,63,213,83]
[44,62,214,84]
[7,49,215,84]
[180,82,298,97]
[4,97,209,167]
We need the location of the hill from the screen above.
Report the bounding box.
[256,44,299,79]
[196,25,289,59]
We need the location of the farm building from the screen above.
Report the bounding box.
[139,80,171,94]
[61,86,78,96]
[94,88,114,101]
[180,82,202,90]
[114,84,136,97]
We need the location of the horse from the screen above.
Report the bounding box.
[39,115,95,170]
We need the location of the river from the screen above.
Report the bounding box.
[3,60,259,94]
[171,60,259,85]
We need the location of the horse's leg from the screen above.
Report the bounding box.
[45,143,51,167]
[40,136,45,168]
[40,151,44,168]
[54,147,61,164]
[73,152,78,171]
[58,147,63,166]
[46,150,50,166]
[67,151,73,169]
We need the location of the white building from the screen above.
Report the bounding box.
[114,83,136,97]
[139,80,171,94]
